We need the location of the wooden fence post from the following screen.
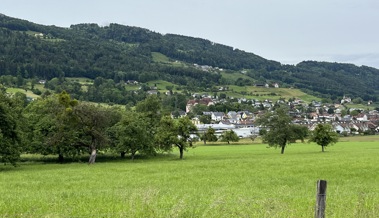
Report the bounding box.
[315,180,327,218]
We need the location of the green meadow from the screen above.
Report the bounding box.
[6,88,40,99]
[1,138,378,217]
[223,86,321,102]
[146,80,176,91]
[151,52,186,67]
[65,77,94,85]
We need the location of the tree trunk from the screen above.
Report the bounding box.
[58,154,64,163]
[179,147,184,159]
[120,151,126,158]
[203,139,206,145]
[227,141,230,144]
[88,147,97,164]
[280,140,287,154]
[322,145,325,152]
[131,151,136,161]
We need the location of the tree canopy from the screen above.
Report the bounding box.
[109,111,154,160]
[0,92,22,166]
[155,116,197,159]
[200,127,218,144]
[220,130,239,145]
[256,106,304,154]
[309,124,339,152]
[1,14,378,101]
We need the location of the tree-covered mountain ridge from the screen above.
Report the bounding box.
[1,13,378,101]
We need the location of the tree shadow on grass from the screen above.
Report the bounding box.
[0,165,17,172]
[14,152,178,166]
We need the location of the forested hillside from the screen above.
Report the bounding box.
[1,14,379,101]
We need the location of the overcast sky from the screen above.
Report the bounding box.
[2,0,379,68]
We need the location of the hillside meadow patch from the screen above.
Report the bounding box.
[0,139,378,217]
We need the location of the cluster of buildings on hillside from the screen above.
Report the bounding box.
[180,96,379,138]
[185,93,286,113]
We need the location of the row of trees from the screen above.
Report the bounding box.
[0,91,198,166]
[0,90,340,167]
[197,106,339,154]
[200,127,240,145]
[257,106,339,154]
[0,91,23,165]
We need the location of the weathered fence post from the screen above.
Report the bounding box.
[315,180,327,218]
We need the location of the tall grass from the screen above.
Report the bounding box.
[1,141,378,217]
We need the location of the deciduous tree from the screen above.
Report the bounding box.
[155,116,197,159]
[291,125,309,143]
[24,91,79,163]
[73,103,117,164]
[0,92,22,166]
[220,130,239,144]
[200,127,218,144]
[109,111,154,160]
[135,95,162,125]
[308,124,339,152]
[256,106,302,154]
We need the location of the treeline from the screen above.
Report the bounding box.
[1,14,379,101]
[0,15,221,87]
[294,61,379,101]
[0,74,191,112]
[154,34,281,71]
[0,91,198,166]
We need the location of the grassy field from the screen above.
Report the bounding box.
[1,137,378,217]
[24,31,65,42]
[220,71,253,83]
[6,88,40,99]
[152,52,171,63]
[223,86,321,102]
[65,77,94,92]
[33,84,46,92]
[58,76,324,104]
[66,77,94,85]
[344,103,376,111]
[151,52,186,67]
[146,80,177,92]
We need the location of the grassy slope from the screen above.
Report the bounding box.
[61,76,319,103]
[345,103,376,111]
[221,86,321,102]
[6,87,40,99]
[65,77,93,85]
[152,52,171,63]
[220,71,253,82]
[66,77,94,92]
[24,30,65,42]
[151,52,186,67]
[1,138,378,217]
[144,80,178,94]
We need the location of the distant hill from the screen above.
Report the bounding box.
[0,14,378,101]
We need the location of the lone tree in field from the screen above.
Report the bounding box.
[220,130,239,144]
[200,127,218,144]
[155,116,197,159]
[256,106,303,154]
[309,123,339,152]
[291,124,309,143]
